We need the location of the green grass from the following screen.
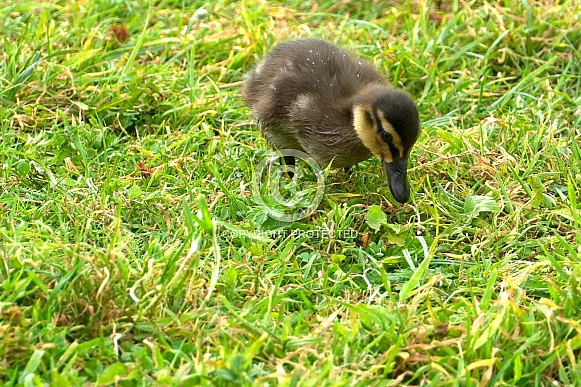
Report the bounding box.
[1,0,581,385]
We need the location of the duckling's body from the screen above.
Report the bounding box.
[242,38,420,203]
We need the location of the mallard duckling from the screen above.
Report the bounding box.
[242,38,420,203]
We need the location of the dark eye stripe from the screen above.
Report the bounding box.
[374,110,402,158]
[364,110,373,126]
[379,128,400,157]
[373,111,383,134]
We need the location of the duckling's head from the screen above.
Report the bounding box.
[352,87,420,203]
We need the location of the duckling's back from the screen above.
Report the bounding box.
[243,39,386,123]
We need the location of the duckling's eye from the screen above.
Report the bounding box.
[381,131,392,144]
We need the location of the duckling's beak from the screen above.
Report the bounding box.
[383,158,410,203]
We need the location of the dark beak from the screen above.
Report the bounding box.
[383,158,410,203]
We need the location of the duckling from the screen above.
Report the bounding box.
[242,38,420,203]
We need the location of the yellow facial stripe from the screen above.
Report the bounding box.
[353,105,395,163]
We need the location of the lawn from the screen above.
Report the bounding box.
[1,0,581,385]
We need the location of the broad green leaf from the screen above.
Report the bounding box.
[365,205,387,231]
[97,363,128,385]
[16,160,31,176]
[464,194,501,216]
[384,223,410,246]
[331,254,346,263]
[126,184,142,199]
